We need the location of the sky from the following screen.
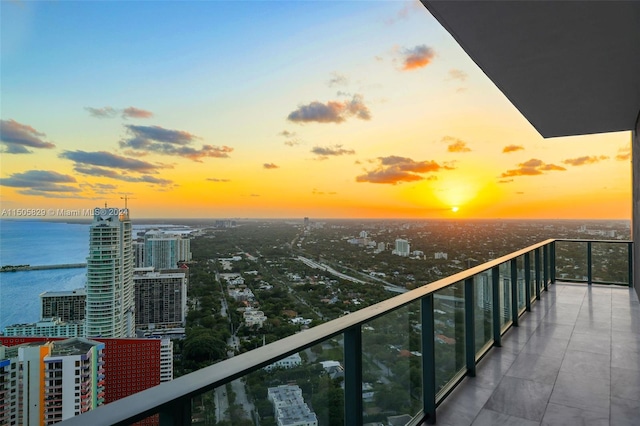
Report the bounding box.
[0,1,632,220]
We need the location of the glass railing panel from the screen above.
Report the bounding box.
[190,388,218,425]
[433,283,466,397]
[555,240,588,282]
[498,262,512,331]
[362,302,421,423]
[591,242,630,285]
[240,346,341,426]
[516,256,526,314]
[473,271,493,358]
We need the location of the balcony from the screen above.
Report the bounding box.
[58,238,638,425]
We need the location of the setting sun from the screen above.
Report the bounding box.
[452,206,459,213]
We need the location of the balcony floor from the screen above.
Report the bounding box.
[436,283,640,426]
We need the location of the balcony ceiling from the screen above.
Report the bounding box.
[421,1,640,138]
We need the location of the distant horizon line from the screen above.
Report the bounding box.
[0,217,631,223]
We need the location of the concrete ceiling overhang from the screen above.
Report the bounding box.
[421,1,640,138]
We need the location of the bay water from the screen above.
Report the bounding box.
[0,220,89,330]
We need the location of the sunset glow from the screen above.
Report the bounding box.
[0,1,631,220]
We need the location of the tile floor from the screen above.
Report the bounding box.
[435,283,640,426]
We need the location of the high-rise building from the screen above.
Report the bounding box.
[86,208,135,338]
[40,289,86,322]
[0,338,105,426]
[143,231,192,270]
[134,267,187,329]
[133,241,145,268]
[392,239,411,257]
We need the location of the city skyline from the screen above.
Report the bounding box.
[0,1,632,220]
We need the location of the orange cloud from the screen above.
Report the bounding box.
[263,163,279,169]
[356,155,451,185]
[401,45,435,70]
[562,155,609,166]
[442,136,471,153]
[502,144,524,153]
[616,146,631,161]
[122,107,153,119]
[500,158,566,178]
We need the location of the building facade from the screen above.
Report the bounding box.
[0,338,105,426]
[143,231,192,270]
[0,336,172,419]
[40,289,86,322]
[393,239,411,257]
[3,318,85,338]
[86,208,135,338]
[134,267,187,329]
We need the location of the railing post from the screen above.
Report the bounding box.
[535,248,541,300]
[629,241,634,288]
[421,296,437,424]
[510,259,519,326]
[159,398,191,426]
[550,241,556,284]
[543,245,549,291]
[492,266,501,347]
[464,278,476,377]
[587,241,593,285]
[344,325,363,426]
[524,252,531,311]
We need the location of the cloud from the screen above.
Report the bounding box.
[85,106,153,119]
[0,170,80,194]
[562,155,609,166]
[502,144,524,153]
[500,158,566,178]
[385,1,423,25]
[498,179,514,184]
[616,146,631,161]
[60,150,161,173]
[120,124,233,161]
[447,69,467,81]
[311,145,356,159]
[356,155,451,185]
[84,106,118,118]
[122,107,153,119]
[0,119,56,153]
[207,178,231,183]
[73,165,173,186]
[328,72,349,87]
[280,130,301,147]
[287,94,371,124]
[312,188,337,196]
[442,136,471,153]
[81,182,118,194]
[401,45,435,70]
[263,163,279,169]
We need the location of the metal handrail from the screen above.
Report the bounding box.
[57,238,632,425]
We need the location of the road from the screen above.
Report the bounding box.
[296,256,366,283]
[215,387,230,423]
[231,378,256,422]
